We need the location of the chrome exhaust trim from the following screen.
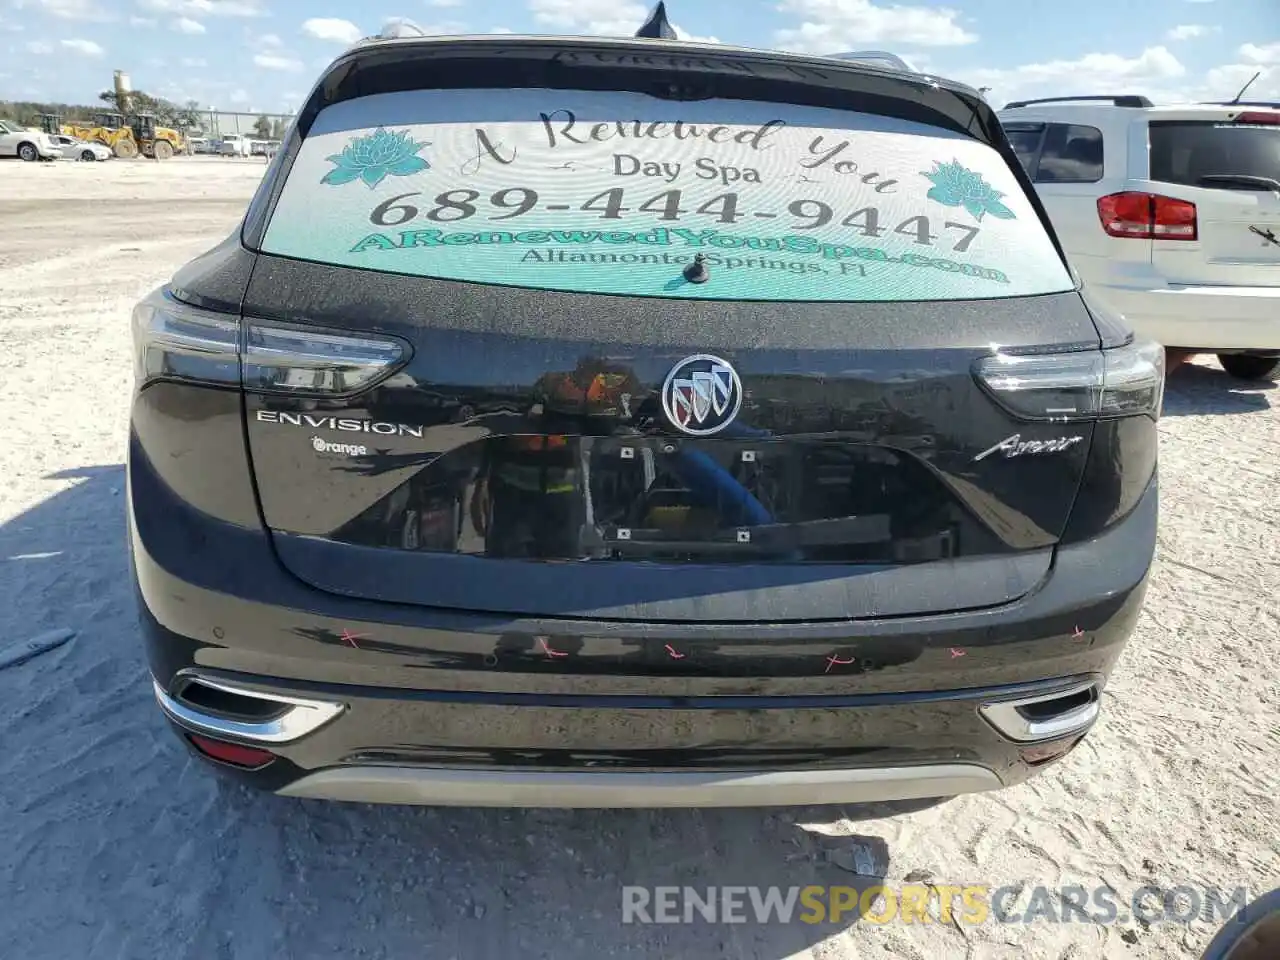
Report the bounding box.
[152,675,344,744]
[979,681,1099,743]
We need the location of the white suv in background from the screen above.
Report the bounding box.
[998,95,1280,381]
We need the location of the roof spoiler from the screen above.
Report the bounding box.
[293,34,1006,160]
[1202,99,1280,109]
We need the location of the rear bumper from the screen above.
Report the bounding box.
[1093,281,1280,351]
[148,664,1103,806]
[129,435,1156,806]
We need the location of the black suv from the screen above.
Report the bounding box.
[129,25,1162,807]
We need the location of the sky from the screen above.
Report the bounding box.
[0,0,1277,116]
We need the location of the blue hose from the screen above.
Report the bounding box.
[669,447,774,526]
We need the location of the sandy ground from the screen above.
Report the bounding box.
[0,156,1277,960]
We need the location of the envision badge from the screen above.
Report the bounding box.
[255,409,424,438]
[661,354,743,436]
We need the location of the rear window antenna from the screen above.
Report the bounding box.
[635,1,678,39]
[1229,71,1262,104]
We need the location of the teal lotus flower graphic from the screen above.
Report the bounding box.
[921,159,1015,222]
[322,127,430,188]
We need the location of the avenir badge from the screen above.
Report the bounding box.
[661,354,743,436]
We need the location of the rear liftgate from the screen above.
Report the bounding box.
[137,30,1164,624]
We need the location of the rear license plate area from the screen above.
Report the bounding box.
[585,436,894,560]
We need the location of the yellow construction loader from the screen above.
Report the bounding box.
[54,112,185,158]
[72,112,136,157]
[128,113,186,159]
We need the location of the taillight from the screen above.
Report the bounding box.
[1097,192,1197,241]
[241,322,405,395]
[132,288,408,394]
[974,339,1165,421]
[133,293,240,387]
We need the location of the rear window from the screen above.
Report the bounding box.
[1150,120,1280,189]
[261,88,1074,302]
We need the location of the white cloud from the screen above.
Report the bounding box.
[138,0,263,18]
[1240,42,1280,65]
[254,52,303,71]
[172,16,205,33]
[301,17,363,43]
[26,39,53,53]
[427,0,463,5]
[1167,24,1215,41]
[19,0,112,21]
[130,15,156,26]
[673,24,720,44]
[958,46,1185,107]
[61,37,104,56]
[229,88,248,103]
[259,32,281,47]
[181,55,206,66]
[490,26,513,33]
[774,0,977,51]
[529,0,647,36]
[528,1,716,44]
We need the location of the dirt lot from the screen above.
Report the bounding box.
[0,156,1276,960]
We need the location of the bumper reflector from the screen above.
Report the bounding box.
[188,734,276,770]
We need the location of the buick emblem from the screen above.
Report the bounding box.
[661,354,743,436]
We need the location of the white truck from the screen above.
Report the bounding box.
[218,133,253,157]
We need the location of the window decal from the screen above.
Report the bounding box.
[322,127,432,188]
[262,88,1074,302]
[921,159,1016,222]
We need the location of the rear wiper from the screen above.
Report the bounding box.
[1197,174,1280,193]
